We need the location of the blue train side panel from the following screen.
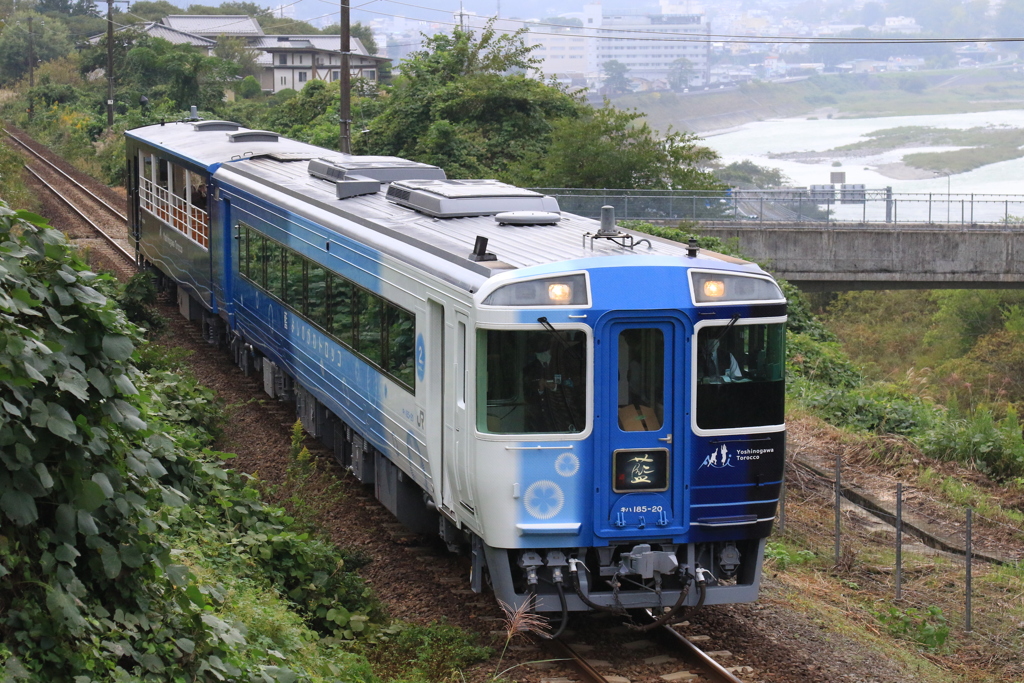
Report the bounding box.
[220,179,432,495]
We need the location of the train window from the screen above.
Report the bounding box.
[238,226,416,394]
[307,262,328,327]
[358,290,383,366]
[696,322,785,430]
[238,225,248,278]
[248,229,265,287]
[265,240,284,299]
[617,328,664,432]
[386,305,415,390]
[158,159,169,187]
[328,276,355,347]
[142,152,153,186]
[477,329,588,435]
[173,164,187,199]
[283,251,305,312]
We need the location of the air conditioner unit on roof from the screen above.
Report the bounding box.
[386,179,560,218]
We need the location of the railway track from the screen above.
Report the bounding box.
[539,613,752,683]
[4,127,138,279]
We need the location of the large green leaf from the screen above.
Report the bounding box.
[97,540,122,579]
[46,403,78,441]
[86,368,113,397]
[0,489,37,526]
[101,335,134,361]
[165,564,190,588]
[56,369,90,401]
[75,479,106,512]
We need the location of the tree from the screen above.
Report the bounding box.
[236,74,261,98]
[259,16,322,35]
[995,0,1024,38]
[602,59,630,94]
[355,21,578,178]
[323,21,378,55]
[0,12,73,85]
[214,34,260,78]
[667,57,692,92]
[185,2,272,19]
[713,160,788,189]
[36,0,97,16]
[516,105,723,191]
[124,0,183,23]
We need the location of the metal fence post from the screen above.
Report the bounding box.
[928,193,932,224]
[896,482,903,600]
[835,453,842,566]
[966,507,973,632]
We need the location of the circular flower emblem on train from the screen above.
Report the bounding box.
[524,480,564,519]
[554,452,580,478]
[415,333,426,382]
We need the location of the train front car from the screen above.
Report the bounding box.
[124,119,786,620]
[473,252,787,617]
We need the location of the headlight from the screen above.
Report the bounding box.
[483,274,588,307]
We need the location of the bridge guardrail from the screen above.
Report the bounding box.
[530,187,1024,226]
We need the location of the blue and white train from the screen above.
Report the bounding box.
[125,118,787,621]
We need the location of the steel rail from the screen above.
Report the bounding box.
[652,617,747,683]
[3,128,128,222]
[23,164,138,269]
[540,637,608,683]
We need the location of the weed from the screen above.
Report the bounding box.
[878,605,950,652]
[365,621,490,682]
[765,542,816,570]
[492,596,553,679]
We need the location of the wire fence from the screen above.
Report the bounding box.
[532,187,1024,226]
[776,452,1024,639]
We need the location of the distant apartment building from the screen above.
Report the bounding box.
[528,25,589,81]
[881,17,923,34]
[585,1,710,88]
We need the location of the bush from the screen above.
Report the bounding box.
[237,75,262,99]
[919,406,1024,480]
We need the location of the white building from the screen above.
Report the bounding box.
[881,16,923,34]
[251,35,388,93]
[586,1,710,88]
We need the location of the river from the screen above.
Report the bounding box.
[702,110,1024,196]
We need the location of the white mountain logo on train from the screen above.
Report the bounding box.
[700,444,734,469]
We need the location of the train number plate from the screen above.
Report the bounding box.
[613,449,669,493]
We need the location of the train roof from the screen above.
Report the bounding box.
[126,121,764,288]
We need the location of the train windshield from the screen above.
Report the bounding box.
[696,322,785,430]
[477,329,588,435]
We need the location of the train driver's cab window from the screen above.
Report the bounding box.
[477,329,587,435]
[617,328,664,432]
[696,322,785,430]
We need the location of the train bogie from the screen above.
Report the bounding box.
[125,119,787,618]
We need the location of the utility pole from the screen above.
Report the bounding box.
[106,0,114,127]
[27,16,34,120]
[339,0,351,153]
[103,0,129,129]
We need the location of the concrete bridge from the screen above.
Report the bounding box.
[695,221,1024,292]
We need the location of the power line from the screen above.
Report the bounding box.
[353,1,1024,46]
